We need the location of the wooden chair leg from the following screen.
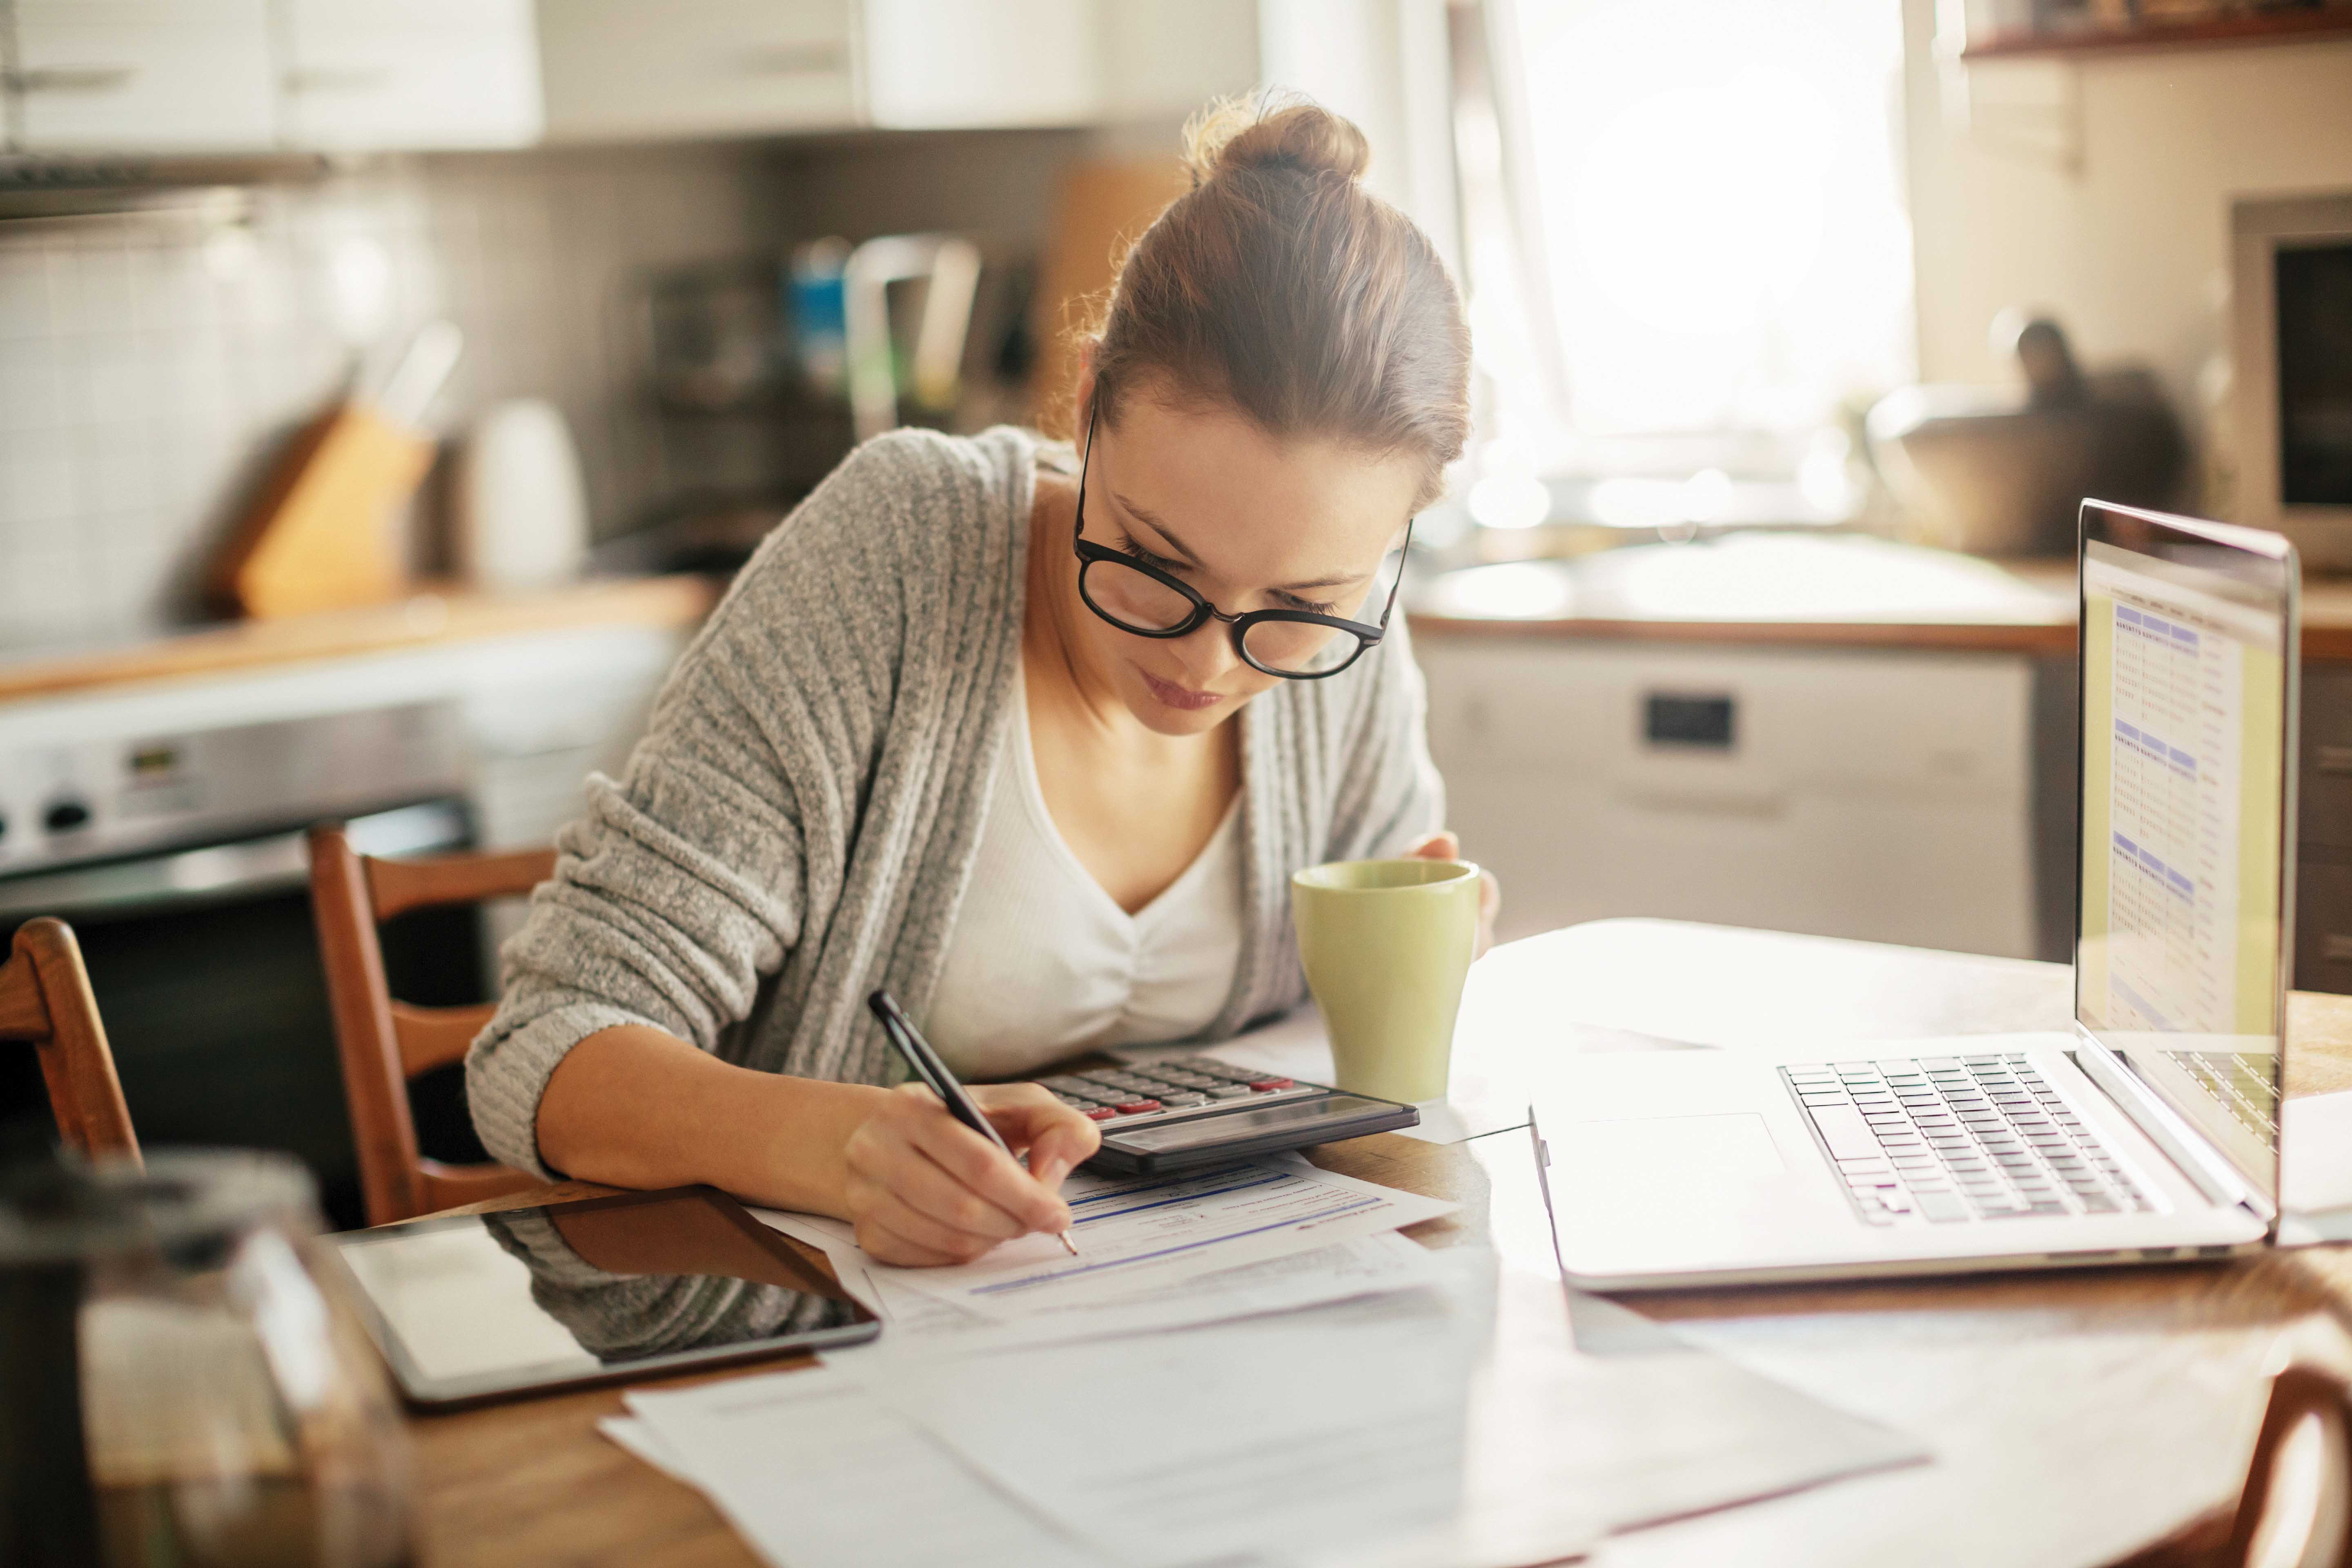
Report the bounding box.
[9,920,138,1166]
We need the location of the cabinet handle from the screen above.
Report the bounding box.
[2316,745,2352,776]
[737,42,850,76]
[2324,934,2352,964]
[285,67,396,93]
[10,66,138,93]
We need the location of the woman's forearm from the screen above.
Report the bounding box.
[534,1025,893,1216]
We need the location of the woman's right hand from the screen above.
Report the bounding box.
[840,1082,1101,1266]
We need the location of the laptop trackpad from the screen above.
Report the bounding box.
[1556,1112,1788,1192]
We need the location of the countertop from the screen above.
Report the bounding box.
[1407,534,2352,660]
[0,575,723,704]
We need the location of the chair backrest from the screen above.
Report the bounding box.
[309,824,553,1225]
[0,918,139,1165]
[2103,1363,2352,1568]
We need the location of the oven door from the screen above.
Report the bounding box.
[0,800,480,1230]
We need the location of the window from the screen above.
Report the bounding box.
[1456,0,1914,529]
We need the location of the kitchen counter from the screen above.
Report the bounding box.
[1408,535,2352,659]
[0,575,723,704]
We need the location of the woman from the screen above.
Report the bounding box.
[468,99,1490,1268]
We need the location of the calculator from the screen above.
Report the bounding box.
[1033,1057,1419,1175]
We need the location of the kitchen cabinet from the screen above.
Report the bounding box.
[537,0,1257,141]
[8,0,278,152]
[535,0,858,142]
[862,0,1096,130]
[278,0,541,151]
[3,0,542,153]
[1417,637,2040,960]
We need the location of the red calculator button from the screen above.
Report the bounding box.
[1084,1106,1117,1120]
[1114,1099,1163,1114]
[1247,1078,1294,1092]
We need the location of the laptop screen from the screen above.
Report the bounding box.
[2075,504,2297,1202]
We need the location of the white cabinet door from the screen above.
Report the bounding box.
[537,0,857,142]
[11,1,276,151]
[280,0,542,150]
[1418,639,2039,959]
[863,0,1098,128]
[1100,0,1256,121]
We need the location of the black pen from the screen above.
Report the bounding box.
[867,989,1080,1257]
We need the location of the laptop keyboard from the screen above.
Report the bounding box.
[1784,1053,2154,1226]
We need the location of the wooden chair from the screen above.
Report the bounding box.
[309,824,554,1226]
[0,918,139,1165]
[2107,1364,2352,1568]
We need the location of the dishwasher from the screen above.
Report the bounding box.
[0,702,487,1229]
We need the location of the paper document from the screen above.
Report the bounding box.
[755,1204,1443,1357]
[874,1159,1454,1318]
[2278,1089,2352,1241]
[837,1269,1502,1568]
[749,1159,1453,1329]
[627,1367,1098,1568]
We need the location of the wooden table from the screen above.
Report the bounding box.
[403,919,2352,1568]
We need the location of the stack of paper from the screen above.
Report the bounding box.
[751,1155,1459,1354]
[597,1155,1924,1568]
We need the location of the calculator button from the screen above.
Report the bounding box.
[1083,1107,1116,1120]
[1247,1078,1295,1092]
[1208,1085,1250,1098]
[1157,1092,1212,1107]
[1114,1099,1163,1114]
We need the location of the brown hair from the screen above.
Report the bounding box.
[1084,97,1471,507]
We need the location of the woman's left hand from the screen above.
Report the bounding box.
[1405,831,1499,960]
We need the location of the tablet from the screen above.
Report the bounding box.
[328,1187,880,1408]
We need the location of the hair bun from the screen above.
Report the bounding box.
[1184,98,1370,186]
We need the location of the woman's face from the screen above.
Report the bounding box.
[1073,391,1423,738]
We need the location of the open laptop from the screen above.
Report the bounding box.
[1535,501,2299,1289]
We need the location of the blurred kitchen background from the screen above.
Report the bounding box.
[1,0,2349,1221]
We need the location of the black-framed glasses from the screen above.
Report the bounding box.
[1070,406,1413,680]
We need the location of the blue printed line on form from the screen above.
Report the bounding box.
[1069,1171,1290,1226]
[970,1195,1384,1295]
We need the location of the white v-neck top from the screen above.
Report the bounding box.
[925,666,1245,1079]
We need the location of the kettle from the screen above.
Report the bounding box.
[0,1149,411,1568]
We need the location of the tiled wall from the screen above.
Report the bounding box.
[0,142,790,646]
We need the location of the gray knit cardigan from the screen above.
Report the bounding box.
[466,425,1443,1178]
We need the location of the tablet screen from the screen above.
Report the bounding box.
[330,1187,879,1405]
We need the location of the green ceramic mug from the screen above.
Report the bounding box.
[1290,858,1481,1104]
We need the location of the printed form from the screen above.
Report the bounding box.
[755,1158,1454,1325]
[883,1159,1455,1316]
[2103,590,2244,1035]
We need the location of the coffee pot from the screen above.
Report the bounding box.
[0,1148,412,1567]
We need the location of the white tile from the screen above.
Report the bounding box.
[78,425,156,514]
[38,249,82,336]
[0,545,90,636]
[70,242,135,335]
[74,335,154,425]
[0,339,60,430]
[0,247,55,341]
[0,440,75,526]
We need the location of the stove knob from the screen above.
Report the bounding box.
[44,798,91,834]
